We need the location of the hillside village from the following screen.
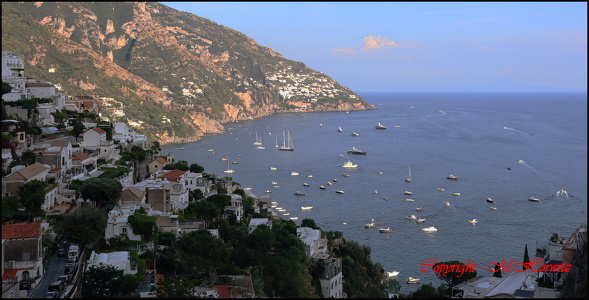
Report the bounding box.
[3,49,587,299]
[1,50,389,298]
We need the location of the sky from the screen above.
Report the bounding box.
[164,2,587,93]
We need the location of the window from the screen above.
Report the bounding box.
[122,227,127,234]
[22,271,29,280]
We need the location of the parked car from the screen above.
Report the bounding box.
[48,280,66,295]
[44,291,58,299]
[19,279,31,290]
[57,247,66,256]
[58,275,70,285]
[64,263,74,274]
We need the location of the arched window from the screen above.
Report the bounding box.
[22,271,30,280]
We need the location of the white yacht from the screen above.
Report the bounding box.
[422,226,438,232]
[341,160,358,168]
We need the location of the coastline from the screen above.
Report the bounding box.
[157,104,376,146]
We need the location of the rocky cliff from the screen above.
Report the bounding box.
[2,2,374,144]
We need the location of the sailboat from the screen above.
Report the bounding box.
[253,132,262,145]
[278,130,294,151]
[223,160,234,173]
[405,166,412,183]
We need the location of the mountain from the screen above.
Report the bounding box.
[2,2,373,144]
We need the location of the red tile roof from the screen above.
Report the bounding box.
[1,223,41,239]
[72,152,91,160]
[91,128,106,134]
[49,167,62,173]
[156,157,167,164]
[214,285,231,298]
[157,169,185,182]
[45,183,59,194]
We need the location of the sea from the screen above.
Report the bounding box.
[161,91,587,293]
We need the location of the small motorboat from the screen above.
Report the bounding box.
[416,207,422,211]
[264,190,272,193]
[178,147,185,150]
[406,215,417,220]
[307,174,313,178]
[294,191,306,196]
[327,182,333,186]
[447,175,458,180]
[290,217,299,220]
[272,181,278,185]
[416,218,426,223]
[270,167,277,171]
[374,190,378,194]
[407,277,421,284]
[469,219,478,224]
[490,207,497,210]
[351,132,359,137]
[291,172,299,176]
[333,179,338,182]
[303,183,310,187]
[404,191,412,195]
[365,222,375,228]
[406,199,415,202]
[375,122,387,130]
[301,206,313,210]
[342,173,350,177]
[452,192,461,196]
[319,186,326,190]
[528,197,541,202]
[444,202,451,206]
[336,190,345,194]
[422,226,438,232]
[283,213,290,216]
[232,161,239,164]
[387,271,400,277]
[379,228,392,233]
[437,188,445,191]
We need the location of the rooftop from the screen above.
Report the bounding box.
[2,222,41,239]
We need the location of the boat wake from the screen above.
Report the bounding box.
[518,160,542,174]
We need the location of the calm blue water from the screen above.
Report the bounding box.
[162,92,587,291]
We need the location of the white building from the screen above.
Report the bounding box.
[319,258,344,298]
[86,251,137,275]
[248,218,272,234]
[296,227,328,258]
[79,128,115,160]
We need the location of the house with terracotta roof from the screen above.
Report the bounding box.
[79,128,114,160]
[2,162,50,198]
[65,95,99,114]
[1,222,45,298]
[148,157,168,175]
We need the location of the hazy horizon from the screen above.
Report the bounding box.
[166,2,587,93]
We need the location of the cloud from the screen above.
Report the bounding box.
[475,46,494,52]
[332,35,400,54]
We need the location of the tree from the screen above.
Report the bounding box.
[301,218,319,229]
[189,163,204,173]
[82,265,125,298]
[63,205,106,246]
[409,283,447,298]
[188,189,203,202]
[523,244,530,269]
[2,81,12,95]
[18,179,48,216]
[153,276,197,298]
[80,177,123,207]
[432,260,477,295]
[19,150,38,165]
[164,160,189,171]
[493,262,502,278]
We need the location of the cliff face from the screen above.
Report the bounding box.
[2,2,374,144]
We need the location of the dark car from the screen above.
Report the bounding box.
[57,247,66,256]
[19,280,31,290]
[64,263,74,275]
[44,291,58,299]
[58,275,70,285]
